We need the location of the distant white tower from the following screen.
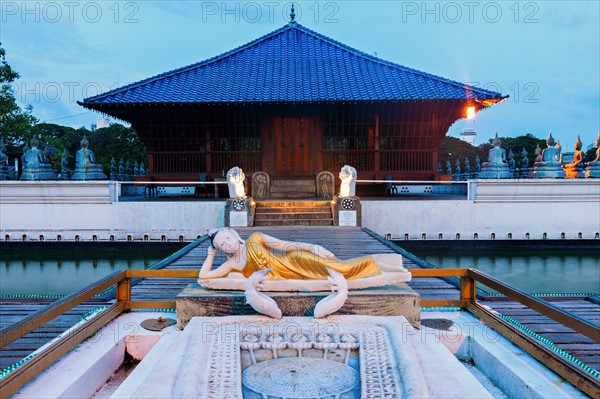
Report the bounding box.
[96,118,111,129]
[460,128,476,145]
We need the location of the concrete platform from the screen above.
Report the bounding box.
[176,283,420,329]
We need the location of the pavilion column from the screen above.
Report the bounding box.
[374,114,380,176]
[205,127,212,174]
[147,152,154,174]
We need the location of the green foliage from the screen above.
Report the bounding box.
[14,122,147,175]
[0,44,38,151]
[86,124,147,173]
[437,136,486,167]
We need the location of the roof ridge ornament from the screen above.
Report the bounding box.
[290,3,296,22]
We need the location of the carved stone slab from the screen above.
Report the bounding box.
[176,283,420,329]
[110,316,494,399]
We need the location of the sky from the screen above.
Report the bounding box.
[1,1,599,149]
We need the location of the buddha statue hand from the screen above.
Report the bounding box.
[314,269,349,319]
[244,269,282,319]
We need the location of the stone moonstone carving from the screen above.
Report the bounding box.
[531,132,566,178]
[586,132,600,178]
[339,165,357,197]
[227,167,246,199]
[242,357,359,398]
[71,135,107,180]
[479,133,512,179]
[20,137,58,180]
[564,135,585,178]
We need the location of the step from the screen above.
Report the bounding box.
[254,219,334,226]
[254,212,332,221]
[256,201,331,208]
[270,180,315,187]
[254,207,331,213]
[266,192,316,199]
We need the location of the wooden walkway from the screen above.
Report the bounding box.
[1,226,599,377]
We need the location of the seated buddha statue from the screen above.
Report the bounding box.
[531,132,566,178]
[586,132,600,178]
[20,137,58,180]
[564,136,585,178]
[71,135,107,180]
[479,133,512,179]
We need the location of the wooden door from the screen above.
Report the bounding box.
[262,116,322,177]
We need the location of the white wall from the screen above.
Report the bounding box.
[363,180,600,240]
[0,199,224,242]
[1,180,598,241]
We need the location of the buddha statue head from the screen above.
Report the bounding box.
[30,136,40,148]
[573,135,582,151]
[492,133,501,147]
[546,132,556,148]
[80,135,89,149]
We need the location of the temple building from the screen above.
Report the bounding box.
[79,18,506,185]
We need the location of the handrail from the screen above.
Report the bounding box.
[468,269,599,342]
[0,271,126,350]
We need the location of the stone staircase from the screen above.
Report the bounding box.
[253,201,334,226]
[269,180,316,199]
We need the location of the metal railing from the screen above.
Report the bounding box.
[1,268,598,398]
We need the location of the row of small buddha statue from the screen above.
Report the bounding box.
[109,157,147,181]
[443,132,600,179]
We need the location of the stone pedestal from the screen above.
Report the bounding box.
[176,283,420,329]
[71,164,107,180]
[531,161,566,178]
[478,163,513,179]
[224,197,255,227]
[332,196,361,226]
[0,165,8,180]
[20,164,58,180]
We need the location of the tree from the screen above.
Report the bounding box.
[437,136,485,168]
[0,44,37,152]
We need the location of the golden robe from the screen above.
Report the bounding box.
[242,232,381,280]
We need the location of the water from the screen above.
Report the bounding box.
[396,244,600,295]
[0,245,177,296]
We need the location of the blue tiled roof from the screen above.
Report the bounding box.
[81,22,504,105]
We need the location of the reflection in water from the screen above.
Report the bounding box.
[405,247,600,294]
[0,248,172,296]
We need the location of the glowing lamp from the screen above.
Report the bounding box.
[466,106,476,119]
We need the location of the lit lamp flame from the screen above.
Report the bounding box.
[466,106,476,120]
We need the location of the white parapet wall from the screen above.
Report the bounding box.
[363,179,600,240]
[1,180,599,241]
[0,182,224,241]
